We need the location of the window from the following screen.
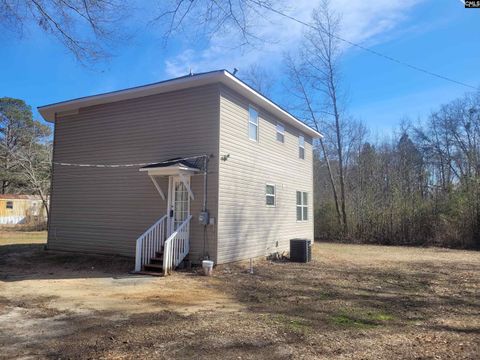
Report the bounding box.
[276,122,285,143]
[248,106,258,141]
[296,191,308,221]
[266,184,276,206]
[6,201,13,209]
[299,135,305,159]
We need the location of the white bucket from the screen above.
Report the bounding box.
[202,260,214,276]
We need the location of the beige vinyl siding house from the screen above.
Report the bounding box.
[49,85,219,261]
[39,70,321,274]
[217,85,313,263]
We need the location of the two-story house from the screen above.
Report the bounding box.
[38,70,321,274]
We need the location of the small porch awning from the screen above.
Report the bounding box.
[139,158,201,176]
[139,158,201,200]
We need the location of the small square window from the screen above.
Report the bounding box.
[266,184,276,206]
[6,201,13,209]
[276,123,285,143]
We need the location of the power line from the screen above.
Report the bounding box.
[261,5,477,90]
[53,161,152,168]
[53,154,208,168]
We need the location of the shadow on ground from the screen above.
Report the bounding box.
[0,243,133,281]
[210,256,480,333]
[1,242,479,359]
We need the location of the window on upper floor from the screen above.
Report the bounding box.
[248,106,258,141]
[296,191,308,221]
[266,184,276,206]
[276,122,285,143]
[299,135,305,159]
[6,201,13,209]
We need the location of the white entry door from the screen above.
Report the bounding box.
[167,176,190,236]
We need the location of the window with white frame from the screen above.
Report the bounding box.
[266,184,276,206]
[298,135,305,159]
[249,106,258,141]
[296,191,308,221]
[276,122,285,143]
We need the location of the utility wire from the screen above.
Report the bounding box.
[53,161,153,168]
[260,4,477,90]
[52,154,208,168]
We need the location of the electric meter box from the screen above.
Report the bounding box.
[199,211,209,225]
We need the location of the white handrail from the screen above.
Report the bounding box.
[163,215,192,275]
[134,214,168,272]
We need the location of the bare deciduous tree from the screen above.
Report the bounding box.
[239,63,274,96]
[284,53,342,226]
[312,89,480,249]
[0,0,127,62]
[15,128,52,220]
[0,0,278,63]
[302,0,348,232]
[152,0,276,45]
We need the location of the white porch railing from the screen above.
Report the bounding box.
[135,215,167,272]
[163,215,192,275]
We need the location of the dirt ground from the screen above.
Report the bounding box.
[0,233,479,359]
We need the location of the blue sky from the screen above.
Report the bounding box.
[0,0,478,135]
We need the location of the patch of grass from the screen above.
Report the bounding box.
[373,313,394,321]
[288,319,310,332]
[316,291,331,300]
[331,310,394,329]
[0,231,47,245]
[272,314,312,334]
[331,314,376,329]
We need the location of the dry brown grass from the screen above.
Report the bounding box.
[0,234,479,359]
[0,230,47,245]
